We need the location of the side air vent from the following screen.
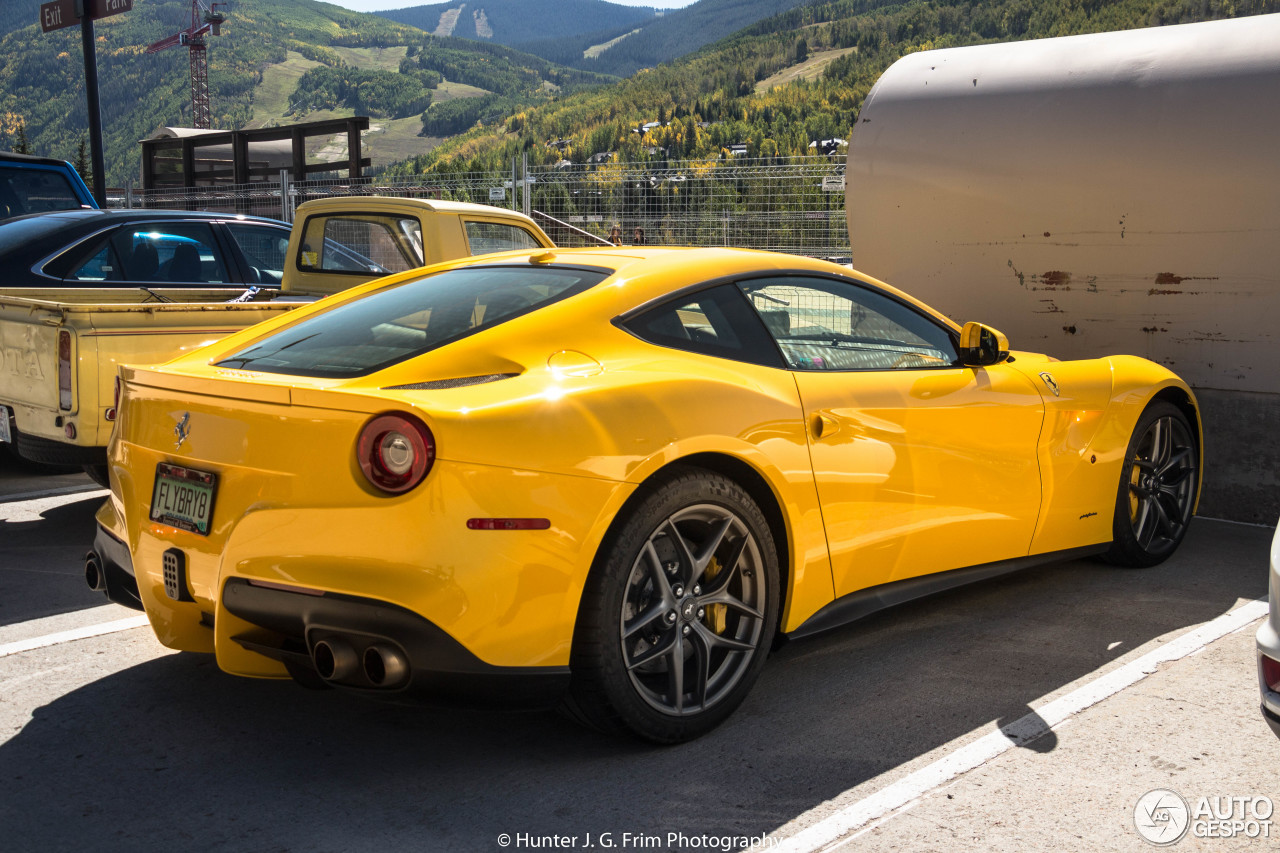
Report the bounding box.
[385,373,520,391]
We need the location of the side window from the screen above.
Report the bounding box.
[66,242,124,282]
[622,284,783,368]
[68,223,228,284]
[739,276,958,371]
[225,223,289,285]
[464,220,543,255]
[297,214,422,274]
[130,224,228,284]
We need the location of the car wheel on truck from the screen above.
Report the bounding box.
[1104,401,1198,568]
[565,466,779,743]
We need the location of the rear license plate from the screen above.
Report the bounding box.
[150,462,217,535]
[0,406,11,444]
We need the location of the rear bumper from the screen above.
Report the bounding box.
[92,522,143,611]
[222,578,571,708]
[12,424,105,467]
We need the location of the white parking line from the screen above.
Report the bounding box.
[775,598,1269,853]
[0,615,150,659]
[0,485,106,504]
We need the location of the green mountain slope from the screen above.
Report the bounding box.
[377,0,656,45]
[392,0,1280,176]
[0,0,619,186]
[0,0,429,184]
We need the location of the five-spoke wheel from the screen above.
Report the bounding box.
[1106,401,1198,567]
[566,467,779,742]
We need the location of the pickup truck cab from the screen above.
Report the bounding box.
[0,197,553,480]
[0,151,96,220]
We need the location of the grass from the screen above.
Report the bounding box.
[755,47,856,93]
[330,45,408,71]
[245,47,486,168]
[246,50,323,125]
[584,29,641,60]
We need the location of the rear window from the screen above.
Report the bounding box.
[297,213,422,274]
[216,265,607,378]
[0,166,85,219]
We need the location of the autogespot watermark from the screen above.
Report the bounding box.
[494,832,777,850]
[1134,789,1273,845]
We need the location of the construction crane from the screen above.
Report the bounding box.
[146,1,228,129]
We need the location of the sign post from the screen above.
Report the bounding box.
[38,0,132,207]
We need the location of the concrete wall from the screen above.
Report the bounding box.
[846,16,1280,523]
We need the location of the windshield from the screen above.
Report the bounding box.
[216,264,607,378]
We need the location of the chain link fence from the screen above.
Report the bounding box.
[113,155,850,260]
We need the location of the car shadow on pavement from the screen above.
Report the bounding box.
[0,520,1267,852]
[0,493,112,628]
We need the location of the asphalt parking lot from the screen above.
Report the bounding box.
[1,466,1275,853]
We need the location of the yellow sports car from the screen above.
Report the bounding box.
[90,247,1201,742]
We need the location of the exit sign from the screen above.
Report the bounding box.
[40,0,131,32]
[39,0,76,32]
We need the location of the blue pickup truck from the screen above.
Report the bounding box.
[0,151,97,221]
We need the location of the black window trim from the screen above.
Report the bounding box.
[614,269,963,373]
[734,271,963,373]
[38,217,260,287]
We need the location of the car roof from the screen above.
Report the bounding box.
[0,151,78,168]
[0,208,286,227]
[387,246,961,334]
[0,208,288,259]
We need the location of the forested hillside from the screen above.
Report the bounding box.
[382,0,821,79]
[392,0,1280,176]
[378,0,654,46]
[528,0,822,76]
[0,0,424,184]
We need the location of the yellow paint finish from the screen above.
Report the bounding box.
[104,246,1202,682]
[797,364,1044,597]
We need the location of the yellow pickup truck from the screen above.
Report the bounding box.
[0,197,552,483]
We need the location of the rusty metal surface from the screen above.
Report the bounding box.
[846,15,1280,395]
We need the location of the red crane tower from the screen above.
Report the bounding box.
[146,1,228,129]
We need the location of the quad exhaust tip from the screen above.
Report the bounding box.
[85,552,107,592]
[312,638,359,682]
[363,644,409,688]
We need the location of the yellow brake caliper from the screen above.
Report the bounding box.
[703,557,728,634]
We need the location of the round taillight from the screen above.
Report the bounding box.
[357,413,434,494]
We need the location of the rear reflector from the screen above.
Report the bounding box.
[1263,654,1280,692]
[58,330,72,411]
[467,518,551,531]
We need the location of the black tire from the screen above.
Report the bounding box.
[82,464,111,488]
[1104,401,1198,568]
[565,466,780,743]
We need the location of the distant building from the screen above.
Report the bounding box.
[140,118,370,189]
[809,138,848,156]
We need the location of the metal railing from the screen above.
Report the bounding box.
[115,155,850,260]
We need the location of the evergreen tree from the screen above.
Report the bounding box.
[14,119,30,155]
[74,137,90,185]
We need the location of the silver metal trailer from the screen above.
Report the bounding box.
[846,15,1280,522]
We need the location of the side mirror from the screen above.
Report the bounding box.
[958,322,1010,366]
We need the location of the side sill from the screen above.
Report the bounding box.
[787,544,1108,641]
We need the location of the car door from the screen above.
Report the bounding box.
[739,274,1047,598]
